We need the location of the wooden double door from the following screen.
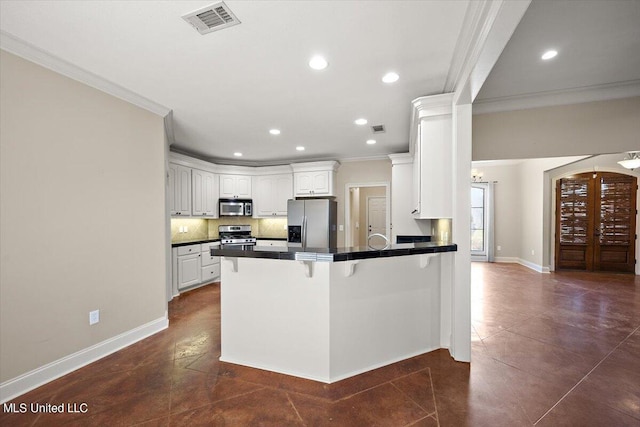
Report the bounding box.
[556,172,637,272]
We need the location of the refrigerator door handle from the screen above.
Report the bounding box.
[302,216,307,247]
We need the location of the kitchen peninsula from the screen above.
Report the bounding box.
[211,242,456,383]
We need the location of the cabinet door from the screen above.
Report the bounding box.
[170,163,191,216]
[274,175,293,215]
[255,176,275,216]
[236,176,252,198]
[294,173,313,196]
[202,171,218,216]
[177,252,201,289]
[416,116,452,219]
[220,175,236,198]
[311,171,330,195]
[193,170,217,217]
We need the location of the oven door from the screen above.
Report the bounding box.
[219,201,245,216]
[221,243,255,251]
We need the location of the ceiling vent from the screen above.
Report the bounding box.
[182,2,241,35]
[371,124,386,134]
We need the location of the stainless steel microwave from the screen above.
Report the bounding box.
[219,199,252,217]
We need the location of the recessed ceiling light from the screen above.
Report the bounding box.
[233,152,243,157]
[382,72,399,83]
[296,146,305,151]
[541,50,558,60]
[269,129,281,135]
[308,56,328,70]
[354,118,368,125]
[366,139,377,145]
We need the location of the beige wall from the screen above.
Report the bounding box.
[0,51,167,382]
[471,163,521,259]
[336,160,392,246]
[473,97,640,161]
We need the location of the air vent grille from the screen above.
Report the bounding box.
[182,2,241,35]
[371,124,386,134]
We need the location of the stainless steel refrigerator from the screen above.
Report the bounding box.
[287,199,337,248]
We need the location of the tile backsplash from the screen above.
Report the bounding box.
[171,217,287,243]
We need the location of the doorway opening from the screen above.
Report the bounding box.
[344,183,390,247]
[555,172,637,273]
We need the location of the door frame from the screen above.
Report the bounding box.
[344,182,390,248]
[550,168,640,274]
[471,182,489,262]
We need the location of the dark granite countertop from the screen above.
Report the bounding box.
[172,236,287,247]
[171,237,220,248]
[211,241,457,262]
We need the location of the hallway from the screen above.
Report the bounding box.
[1,263,638,426]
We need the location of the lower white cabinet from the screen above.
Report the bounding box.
[172,242,220,293]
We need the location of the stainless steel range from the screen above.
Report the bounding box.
[219,225,256,249]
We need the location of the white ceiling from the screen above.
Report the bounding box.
[0,0,470,165]
[1,1,638,165]
[476,0,640,108]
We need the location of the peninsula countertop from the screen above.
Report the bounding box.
[211,241,457,262]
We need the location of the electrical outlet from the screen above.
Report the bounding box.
[283,224,287,230]
[531,249,535,255]
[497,245,501,251]
[339,225,344,232]
[184,226,188,232]
[89,310,100,325]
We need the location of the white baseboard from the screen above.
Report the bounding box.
[494,257,550,273]
[517,258,550,273]
[0,315,168,404]
[494,257,518,263]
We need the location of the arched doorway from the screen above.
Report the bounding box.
[555,172,637,272]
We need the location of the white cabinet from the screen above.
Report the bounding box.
[172,242,220,294]
[257,239,288,247]
[192,169,218,217]
[169,163,191,216]
[176,245,201,290]
[291,161,339,197]
[254,174,292,217]
[220,174,252,199]
[411,94,453,219]
[200,242,220,284]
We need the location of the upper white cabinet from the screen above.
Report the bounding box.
[192,169,218,217]
[169,163,191,216]
[220,174,252,199]
[254,174,292,216]
[411,94,453,219]
[291,161,339,197]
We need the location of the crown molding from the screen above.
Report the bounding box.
[444,0,494,93]
[388,153,413,165]
[0,30,171,117]
[473,80,640,115]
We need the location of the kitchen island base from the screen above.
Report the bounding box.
[220,252,453,383]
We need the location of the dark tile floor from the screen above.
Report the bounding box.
[1,263,639,426]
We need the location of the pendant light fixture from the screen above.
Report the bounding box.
[617,151,640,170]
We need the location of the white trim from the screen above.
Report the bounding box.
[493,256,519,263]
[0,315,168,403]
[444,0,496,92]
[388,153,413,165]
[473,80,640,115]
[0,30,171,117]
[518,258,549,273]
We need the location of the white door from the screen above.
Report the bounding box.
[367,197,387,247]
